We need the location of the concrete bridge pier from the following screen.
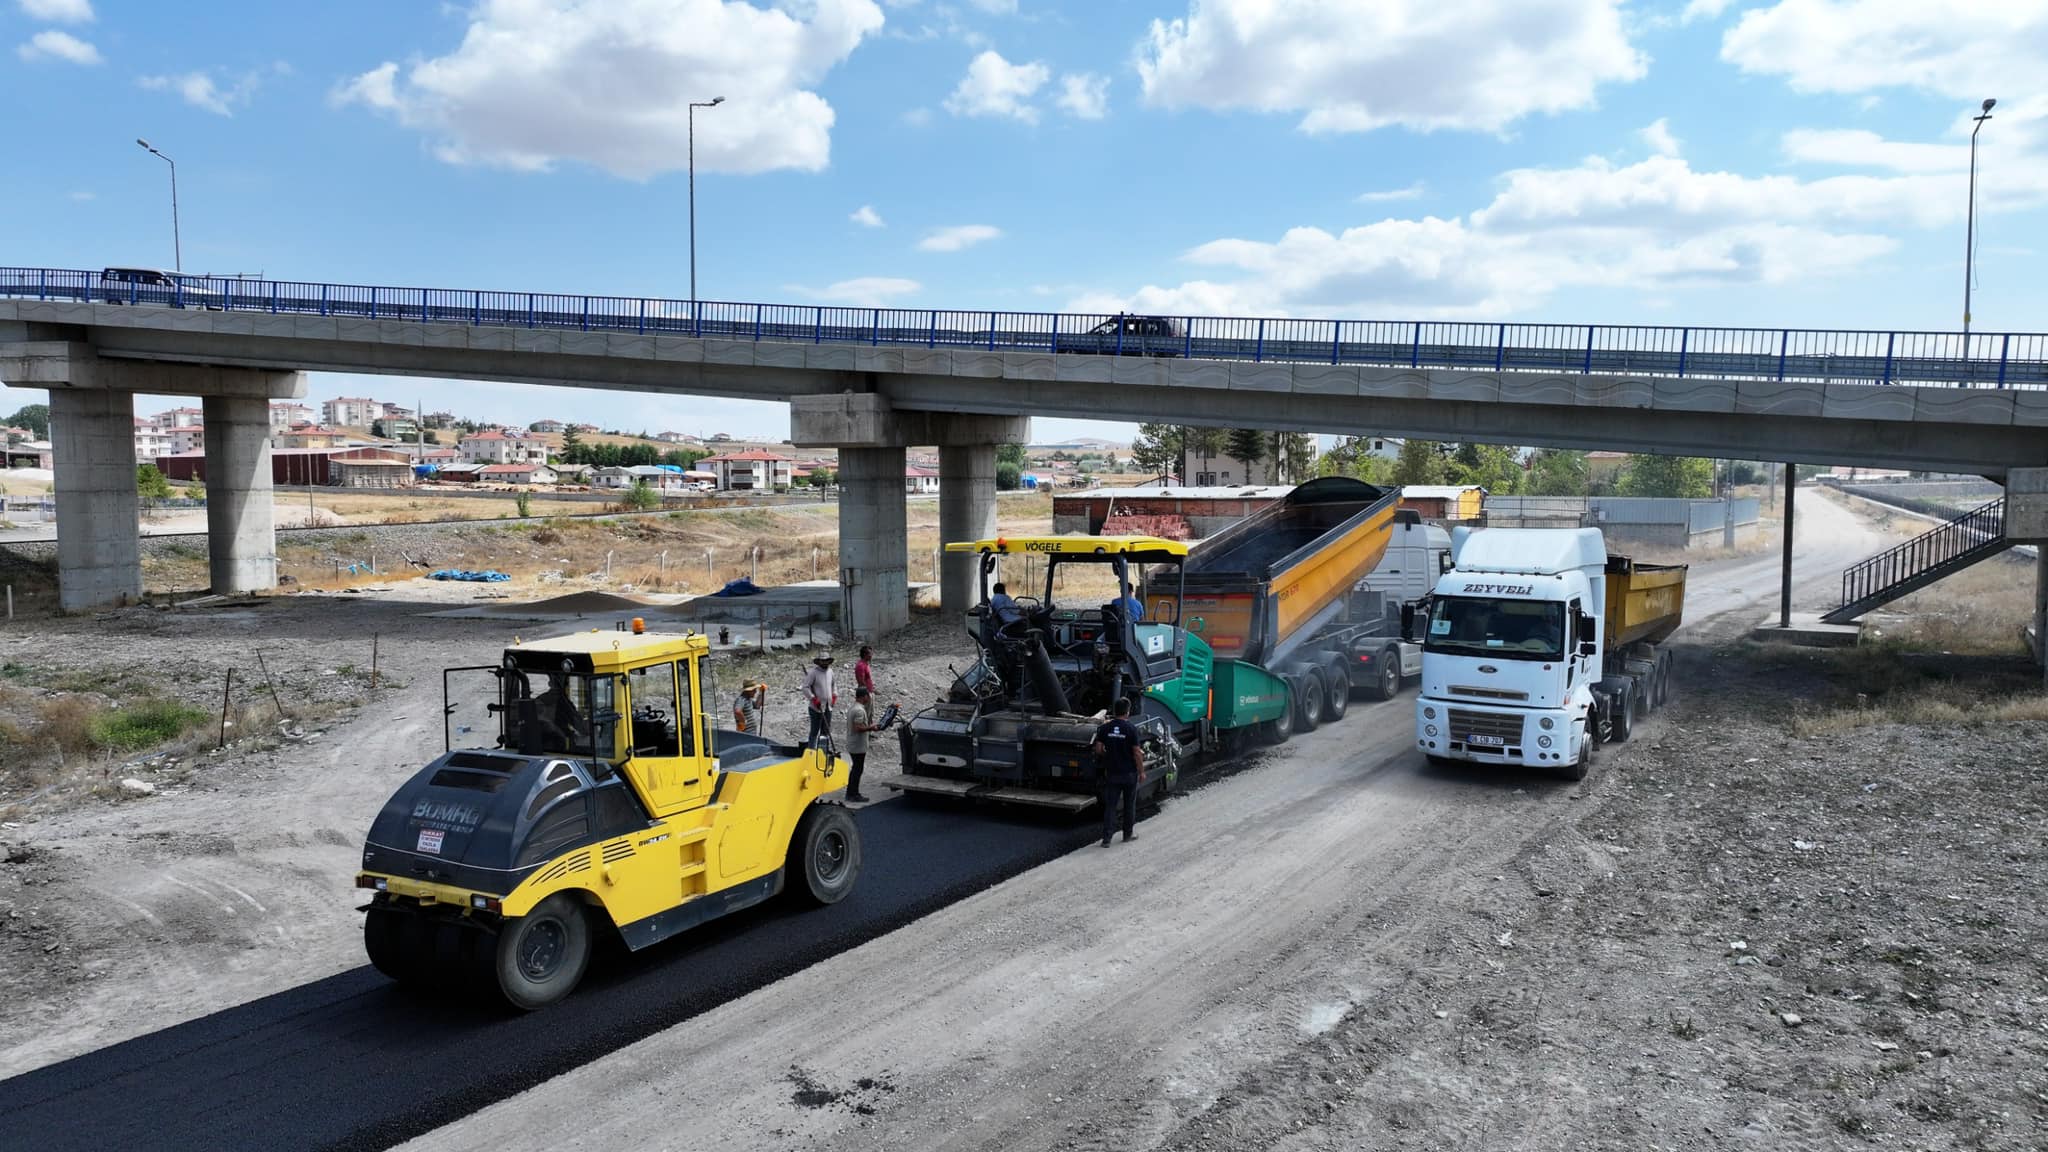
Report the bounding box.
[793,394,1027,639]
[201,395,277,593]
[2009,469,2048,687]
[48,387,143,611]
[1,339,305,611]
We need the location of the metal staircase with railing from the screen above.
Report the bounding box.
[1823,497,2011,623]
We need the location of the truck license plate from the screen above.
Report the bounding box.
[1465,734,1505,746]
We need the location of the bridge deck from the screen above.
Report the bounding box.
[6,267,2043,390]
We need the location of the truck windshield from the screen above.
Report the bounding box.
[1424,597,1566,661]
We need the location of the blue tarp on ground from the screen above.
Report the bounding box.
[429,568,511,582]
[710,578,764,597]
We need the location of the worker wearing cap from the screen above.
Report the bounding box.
[802,653,836,752]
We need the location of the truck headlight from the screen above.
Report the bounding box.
[1539,717,1555,730]
[1537,735,1553,749]
[1425,725,1439,738]
[1423,707,1436,720]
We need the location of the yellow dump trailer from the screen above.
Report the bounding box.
[1605,556,1687,648]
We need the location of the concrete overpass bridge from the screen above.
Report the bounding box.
[2,267,2044,637]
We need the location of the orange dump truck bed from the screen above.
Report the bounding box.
[1604,555,1687,647]
[1155,477,1399,667]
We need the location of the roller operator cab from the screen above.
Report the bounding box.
[357,626,860,1009]
[1415,528,1683,781]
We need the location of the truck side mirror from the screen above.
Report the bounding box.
[1400,603,1417,642]
[1576,615,1597,654]
[1438,552,1453,575]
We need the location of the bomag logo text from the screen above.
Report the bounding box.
[412,799,482,828]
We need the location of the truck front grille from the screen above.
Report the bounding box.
[1449,685,1530,701]
[1447,708,1524,754]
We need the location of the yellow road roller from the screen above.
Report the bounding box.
[356,624,859,1009]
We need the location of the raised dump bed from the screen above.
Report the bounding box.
[1160,477,1400,668]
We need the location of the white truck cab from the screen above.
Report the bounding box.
[1415,527,1617,778]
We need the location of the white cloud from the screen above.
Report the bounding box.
[1072,147,2042,320]
[18,0,93,22]
[335,0,885,179]
[917,224,1002,252]
[1679,0,1734,22]
[1356,181,1426,203]
[943,50,1049,122]
[140,70,264,116]
[68,190,94,201]
[1721,2,2047,98]
[850,204,885,228]
[1135,0,1646,134]
[16,29,99,64]
[1782,129,1967,174]
[794,277,923,306]
[1055,72,1109,119]
[965,0,1017,12]
[1639,117,1681,157]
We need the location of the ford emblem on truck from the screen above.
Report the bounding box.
[1477,665,1498,674]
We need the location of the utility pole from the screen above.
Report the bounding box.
[136,138,181,271]
[1964,98,1996,343]
[687,97,726,313]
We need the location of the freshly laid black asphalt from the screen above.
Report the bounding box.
[0,801,1097,1152]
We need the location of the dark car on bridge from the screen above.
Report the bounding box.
[1065,314,1184,357]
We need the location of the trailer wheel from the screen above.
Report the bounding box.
[1611,686,1636,744]
[1656,652,1673,707]
[1292,672,1323,732]
[493,893,592,1011]
[1364,646,1400,701]
[1321,657,1351,722]
[790,804,862,906]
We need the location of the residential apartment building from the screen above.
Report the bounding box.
[324,397,382,428]
[270,402,316,429]
[528,419,566,434]
[1183,449,1280,488]
[905,466,940,494]
[153,406,204,430]
[700,449,794,491]
[458,429,549,464]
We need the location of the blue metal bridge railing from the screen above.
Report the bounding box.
[3,266,2043,389]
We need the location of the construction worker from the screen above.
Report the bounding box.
[844,686,875,804]
[1091,697,1146,847]
[534,671,587,749]
[802,653,836,752]
[854,644,877,696]
[989,582,1023,626]
[732,680,767,735]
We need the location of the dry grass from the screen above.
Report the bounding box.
[1865,553,2036,656]
[1789,686,2048,737]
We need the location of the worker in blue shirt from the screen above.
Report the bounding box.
[1118,590,1145,621]
[1091,697,1147,847]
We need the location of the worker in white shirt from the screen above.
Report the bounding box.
[801,653,836,752]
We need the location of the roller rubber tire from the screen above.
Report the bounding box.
[493,893,592,1011]
[791,804,862,906]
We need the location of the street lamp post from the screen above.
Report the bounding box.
[688,97,726,313]
[136,138,181,271]
[1964,98,1995,342]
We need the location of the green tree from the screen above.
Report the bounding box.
[1129,423,1184,478]
[5,403,49,439]
[187,479,207,504]
[1225,428,1268,483]
[996,442,1028,468]
[810,466,837,487]
[621,480,661,511]
[1448,443,1522,495]
[1183,426,1227,481]
[560,425,585,461]
[514,490,533,518]
[1618,454,1714,498]
[1524,449,1589,496]
[996,462,1023,491]
[423,429,440,445]
[1392,439,1447,486]
[1273,432,1316,483]
[136,463,173,511]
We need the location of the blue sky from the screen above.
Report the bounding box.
[6,0,2046,442]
